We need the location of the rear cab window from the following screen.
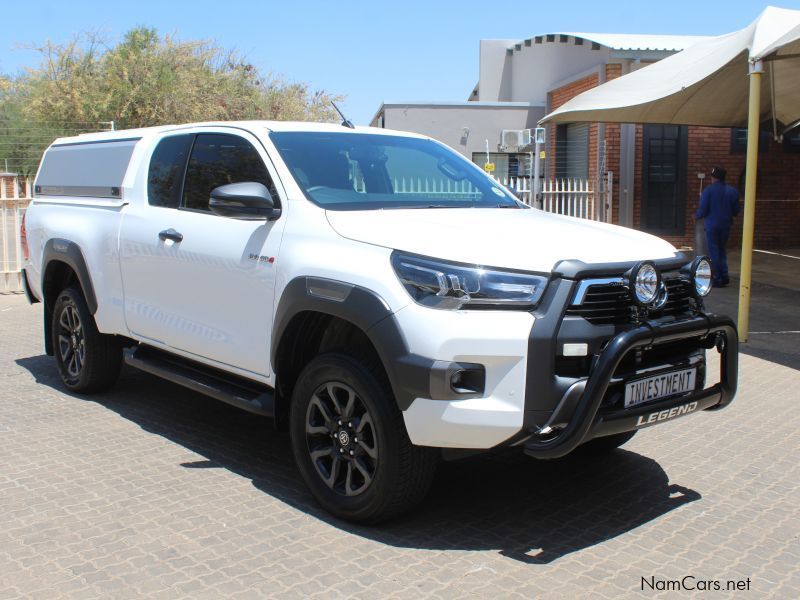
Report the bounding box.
[148,135,193,208]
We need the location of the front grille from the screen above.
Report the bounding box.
[566,276,695,326]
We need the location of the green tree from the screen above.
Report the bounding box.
[0,27,343,174]
[21,27,342,128]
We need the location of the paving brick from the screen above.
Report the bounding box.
[0,293,798,598]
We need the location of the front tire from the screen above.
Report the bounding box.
[289,352,437,523]
[52,286,122,393]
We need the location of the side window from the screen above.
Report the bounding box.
[147,134,194,208]
[182,133,276,212]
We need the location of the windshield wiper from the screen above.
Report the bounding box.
[405,204,464,209]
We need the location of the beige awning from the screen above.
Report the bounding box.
[541,6,800,129]
[540,6,800,344]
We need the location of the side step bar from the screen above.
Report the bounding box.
[123,346,274,417]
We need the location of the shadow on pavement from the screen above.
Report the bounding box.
[16,355,701,564]
[705,277,800,371]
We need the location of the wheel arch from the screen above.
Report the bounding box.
[271,277,429,427]
[41,239,98,356]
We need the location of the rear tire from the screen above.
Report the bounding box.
[52,286,122,393]
[290,351,437,523]
[579,430,637,454]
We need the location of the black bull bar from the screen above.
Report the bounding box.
[524,313,738,459]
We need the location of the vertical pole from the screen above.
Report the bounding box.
[533,139,541,209]
[13,177,20,274]
[737,60,762,344]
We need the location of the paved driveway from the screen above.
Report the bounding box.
[1,293,798,599]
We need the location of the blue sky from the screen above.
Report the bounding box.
[1,1,796,124]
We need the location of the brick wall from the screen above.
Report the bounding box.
[635,126,800,249]
[687,127,800,249]
[603,64,622,224]
[547,73,599,178]
[1,176,17,198]
[548,67,625,222]
[548,67,800,250]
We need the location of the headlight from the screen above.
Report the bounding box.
[391,251,548,310]
[691,256,712,297]
[629,261,660,305]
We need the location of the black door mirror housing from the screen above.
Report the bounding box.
[209,182,281,221]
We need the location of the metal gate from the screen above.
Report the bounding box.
[1,177,32,294]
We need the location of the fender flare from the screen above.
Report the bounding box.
[271,277,432,411]
[41,239,98,356]
[42,238,98,314]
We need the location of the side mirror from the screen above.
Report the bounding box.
[209,182,281,221]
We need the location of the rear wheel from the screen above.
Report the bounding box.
[52,286,122,393]
[290,352,437,523]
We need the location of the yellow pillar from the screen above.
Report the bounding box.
[737,60,762,343]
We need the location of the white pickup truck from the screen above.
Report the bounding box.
[21,121,738,523]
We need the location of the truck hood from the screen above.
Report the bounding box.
[326,208,679,272]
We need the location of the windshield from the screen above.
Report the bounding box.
[269,131,523,210]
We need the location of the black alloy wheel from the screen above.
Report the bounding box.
[289,352,438,523]
[57,302,86,383]
[305,381,379,497]
[51,286,122,393]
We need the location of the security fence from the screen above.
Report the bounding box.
[1,177,32,294]
[494,173,613,223]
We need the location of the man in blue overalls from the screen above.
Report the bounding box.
[695,166,741,287]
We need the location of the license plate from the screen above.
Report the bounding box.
[624,368,696,408]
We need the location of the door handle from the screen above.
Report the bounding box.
[158,228,183,243]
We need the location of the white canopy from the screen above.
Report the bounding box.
[542,6,800,128]
[541,6,800,343]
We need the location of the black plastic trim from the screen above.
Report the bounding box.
[552,253,688,279]
[272,277,433,411]
[21,268,39,304]
[522,277,577,420]
[42,238,98,314]
[272,277,484,409]
[523,313,738,459]
[124,346,275,416]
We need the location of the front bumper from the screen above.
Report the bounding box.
[522,313,738,459]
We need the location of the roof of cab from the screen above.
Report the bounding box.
[50,120,425,146]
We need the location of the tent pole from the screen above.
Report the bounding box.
[737,60,763,343]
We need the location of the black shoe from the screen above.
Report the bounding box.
[713,280,727,288]
[721,277,730,286]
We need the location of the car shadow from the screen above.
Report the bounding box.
[16,354,701,564]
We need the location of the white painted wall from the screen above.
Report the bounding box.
[374,104,545,159]
[509,41,611,103]
[478,40,517,101]
[479,37,612,104]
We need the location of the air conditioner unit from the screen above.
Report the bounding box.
[500,129,532,151]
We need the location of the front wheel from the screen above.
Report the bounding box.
[289,352,437,523]
[52,286,122,393]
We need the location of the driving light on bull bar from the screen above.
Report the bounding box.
[629,261,660,305]
[391,251,547,310]
[691,256,713,297]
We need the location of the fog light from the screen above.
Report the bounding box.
[563,343,588,356]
